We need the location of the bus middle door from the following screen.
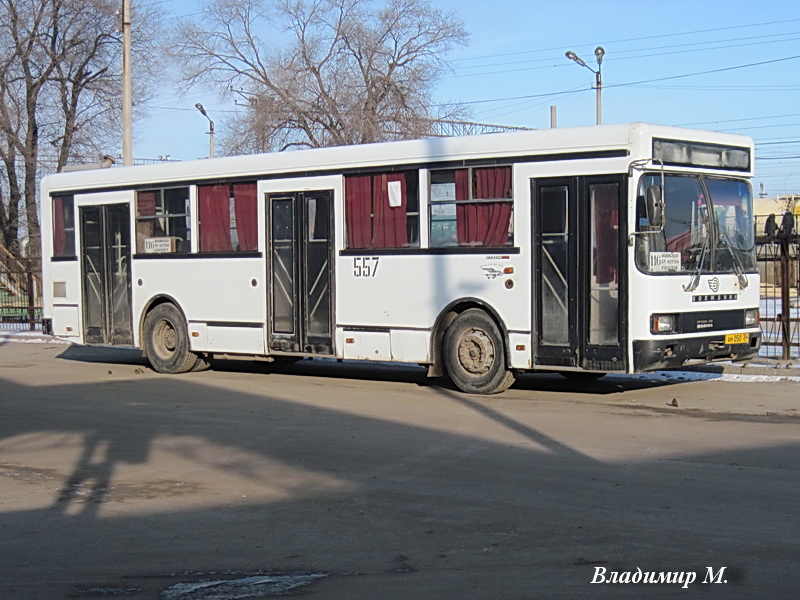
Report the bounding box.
[267,190,334,356]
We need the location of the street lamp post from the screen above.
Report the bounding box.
[121,0,133,165]
[195,103,215,158]
[565,46,605,125]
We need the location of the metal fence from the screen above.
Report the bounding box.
[0,247,41,331]
[756,238,799,359]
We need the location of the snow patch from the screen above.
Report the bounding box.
[160,573,328,600]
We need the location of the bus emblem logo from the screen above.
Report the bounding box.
[708,277,720,292]
[481,264,504,280]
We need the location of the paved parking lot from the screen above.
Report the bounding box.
[1,341,798,599]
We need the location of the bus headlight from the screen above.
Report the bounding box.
[651,314,677,334]
[744,308,759,327]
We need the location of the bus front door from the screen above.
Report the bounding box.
[267,190,334,355]
[532,177,626,372]
[79,203,133,345]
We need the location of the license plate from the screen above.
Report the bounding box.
[725,333,749,345]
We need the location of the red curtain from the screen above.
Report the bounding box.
[457,167,512,247]
[594,188,619,284]
[199,184,232,251]
[233,183,258,251]
[53,196,66,256]
[372,173,407,248]
[345,175,373,249]
[137,190,157,216]
[475,167,511,199]
[453,169,469,202]
[454,169,471,243]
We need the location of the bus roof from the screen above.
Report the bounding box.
[42,122,754,194]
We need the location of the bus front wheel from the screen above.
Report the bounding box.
[143,303,201,374]
[443,309,515,395]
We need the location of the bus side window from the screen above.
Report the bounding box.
[136,187,192,253]
[345,171,419,249]
[198,182,258,253]
[52,195,76,257]
[429,166,513,248]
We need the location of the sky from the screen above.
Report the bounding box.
[134,0,800,197]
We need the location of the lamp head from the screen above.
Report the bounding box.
[565,50,587,68]
[194,103,207,117]
[595,46,605,65]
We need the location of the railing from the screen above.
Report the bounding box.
[756,237,799,359]
[0,250,41,331]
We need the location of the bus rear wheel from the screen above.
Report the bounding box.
[443,309,515,395]
[143,303,200,374]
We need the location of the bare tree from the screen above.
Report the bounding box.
[176,0,468,153]
[0,0,163,257]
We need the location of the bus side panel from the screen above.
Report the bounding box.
[132,257,266,355]
[335,253,531,366]
[390,329,430,363]
[45,260,83,338]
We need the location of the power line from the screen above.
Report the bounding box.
[451,31,800,76]
[605,54,800,90]
[442,54,800,107]
[717,123,800,133]
[635,84,800,92]
[757,139,800,146]
[682,113,800,127]
[451,18,800,64]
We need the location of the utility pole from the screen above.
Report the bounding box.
[195,104,215,158]
[122,0,133,165]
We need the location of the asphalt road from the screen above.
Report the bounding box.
[0,341,798,599]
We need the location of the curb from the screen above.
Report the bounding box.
[669,357,800,377]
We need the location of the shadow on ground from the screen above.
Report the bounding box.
[0,345,795,599]
[55,344,687,396]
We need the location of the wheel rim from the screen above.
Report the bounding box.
[155,320,177,358]
[456,327,495,376]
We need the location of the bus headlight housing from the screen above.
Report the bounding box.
[744,308,759,327]
[651,314,677,334]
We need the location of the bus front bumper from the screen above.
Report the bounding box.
[633,331,761,372]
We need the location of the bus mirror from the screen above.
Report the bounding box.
[645,185,663,228]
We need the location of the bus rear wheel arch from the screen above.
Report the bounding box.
[143,302,203,374]
[443,308,515,395]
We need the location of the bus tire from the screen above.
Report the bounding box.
[443,308,515,395]
[143,303,199,374]
[189,354,211,372]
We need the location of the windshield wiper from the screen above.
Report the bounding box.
[717,229,749,289]
[682,236,710,292]
[684,230,749,292]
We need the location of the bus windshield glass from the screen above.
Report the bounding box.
[635,174,755,275]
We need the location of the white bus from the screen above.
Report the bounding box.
[41,122,761,394]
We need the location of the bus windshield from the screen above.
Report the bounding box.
[635,173,755,275]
